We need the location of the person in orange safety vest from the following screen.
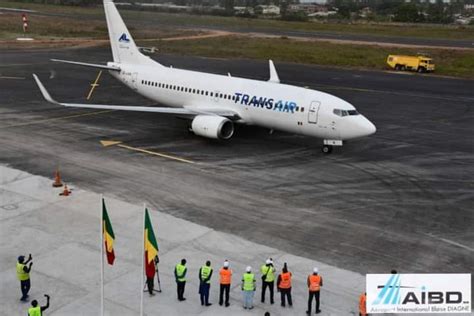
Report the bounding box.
[306,267,323,314]
[359,292,369,316]
[219,260,232,307]
[277,262,292,307]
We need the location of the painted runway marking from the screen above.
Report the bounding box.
[426,233,474,252]
[100,140,195,164]
[0,110,113,129]
[0,76,25,80]
[289,81,474,102]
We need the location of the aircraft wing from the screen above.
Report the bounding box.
[33,74,240,119]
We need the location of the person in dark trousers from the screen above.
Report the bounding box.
[306,267,323,314]
[277,262,292,307]
[28,294,49,316]
[260,258,276,304]
[199,260,213,306]
[17,254,33,301]
[174,258,187,301]
[219,260,232,307]
[146,256,158,296]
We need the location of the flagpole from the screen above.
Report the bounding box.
[100,194,104,316]
[139,203,146,316]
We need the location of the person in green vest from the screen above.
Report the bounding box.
[17,254,33,301]
[260,258,276,304]
[199,260,213,306]
[28,294,50,316]
[242,266,256,310]
[174,259,187,301]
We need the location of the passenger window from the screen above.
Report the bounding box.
[295,106,299,111]
[301,107,304,112]
[211,92,214,97]
[219,93,223,98]
[206,91,209,96]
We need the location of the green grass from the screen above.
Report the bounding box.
[0,12,197,40]
[1,1,474,40]
[148,36,474,78]
[1,1,472,78]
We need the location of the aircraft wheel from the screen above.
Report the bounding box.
[322,145,333,154]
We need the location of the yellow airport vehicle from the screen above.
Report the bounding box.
[387,55,435,73]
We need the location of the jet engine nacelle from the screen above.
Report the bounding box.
[191,115,234,140]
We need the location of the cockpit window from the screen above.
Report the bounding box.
[334,109,359,117]
[347,110,359,116]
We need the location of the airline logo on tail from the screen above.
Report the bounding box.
[118,33,130,43]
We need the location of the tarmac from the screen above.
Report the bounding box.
[1,165,364,315]
[0,47,473,314]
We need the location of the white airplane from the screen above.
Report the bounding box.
[33,0,376,154]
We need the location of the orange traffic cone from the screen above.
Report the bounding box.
[59,184,71,196]
[52,169,63,188]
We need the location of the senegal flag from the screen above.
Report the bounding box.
[144,208,158,277]
[102,199,115,265]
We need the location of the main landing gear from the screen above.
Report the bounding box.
[322,140,342,154]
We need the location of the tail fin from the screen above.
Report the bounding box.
[104,0,157,65]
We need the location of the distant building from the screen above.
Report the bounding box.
[359,6,372,18]
[255,5,280,15]
[405,0,454,3]
[299,0,328,4]
[288,4,327,14]
[234,6,254,15]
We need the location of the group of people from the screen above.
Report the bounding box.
[16,254,50,316]
[172,257,325,314]
[17,253,369,315]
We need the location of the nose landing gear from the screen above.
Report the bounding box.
[322,140,342,154]
[322,145,333,154]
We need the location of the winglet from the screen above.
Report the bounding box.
[268,60,280,83]
[32,74,59,105]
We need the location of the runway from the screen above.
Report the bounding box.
[0,47,473,277]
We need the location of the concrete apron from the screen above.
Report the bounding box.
[0,165,365,315]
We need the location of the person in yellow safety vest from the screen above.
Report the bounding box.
[260,258,276,304]
[199,260,213,306]
[306,267,323,314]
[28,294,50,316]
[174,258,187,301]
[242,266,256,310]
[17,254,33,301]
[219,260,232,307]
[359,292,369,316]
[277,262,292,307]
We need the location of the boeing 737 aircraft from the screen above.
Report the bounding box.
[33,0,376,153]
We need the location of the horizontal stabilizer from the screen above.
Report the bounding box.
[51,59,120,71]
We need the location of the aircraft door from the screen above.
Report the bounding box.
[131,72,138,90]
[308,101,320,124]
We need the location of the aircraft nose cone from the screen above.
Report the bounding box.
[364,119,376,136]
